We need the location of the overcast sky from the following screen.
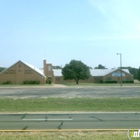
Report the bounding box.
[0,0,140,69]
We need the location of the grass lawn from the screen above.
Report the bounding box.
[0,132,136,140]
[0,98,140,112]
[0,97,139,139]
[60,82,140,87]
[0,83,140,88]
[0,84,53,87]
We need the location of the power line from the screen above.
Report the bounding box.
[122,55,129,67]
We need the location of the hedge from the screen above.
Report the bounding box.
[23,80,40,84]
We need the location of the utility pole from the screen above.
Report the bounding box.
[117,53,122,86]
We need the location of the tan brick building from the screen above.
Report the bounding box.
[43,59,55,83]
[54,68,134,83]
[0,59,133,84]
[0,59,54,84]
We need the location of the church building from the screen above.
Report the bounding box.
[0,59,134,84]
[0,59,54,84]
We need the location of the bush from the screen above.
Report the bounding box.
[2,81,12,84]
[23,80,40,84]
[122,80,134,83]
[99,80,104,83]
[23,81,29,84]
[34,81,40,84]
[46,79,52,84]
[104,81,118,83]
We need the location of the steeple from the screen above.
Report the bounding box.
[43,58,47,76]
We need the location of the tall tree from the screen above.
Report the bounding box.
[0,67,6,73]
[137,67,140,81]
[62,60,91,84]
[121,67,138,79]
[53,66,62,69]
[94,64,107,69]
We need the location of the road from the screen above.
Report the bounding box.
[0,113,140,130]
[0,86,140,98]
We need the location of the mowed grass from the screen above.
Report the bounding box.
[60,82,140,87]
[0,132,136,140]
[0,98,139,140]
[0,98,140,112]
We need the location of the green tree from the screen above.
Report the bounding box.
[0,67,6,73]
[121,67,138,79]
[53,66,62,69]
[137,67,140,81]
[62,60,91,84]
[94,64,107,69]
[88,66,93,69]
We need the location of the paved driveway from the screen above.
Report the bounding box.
[0,86,140,98]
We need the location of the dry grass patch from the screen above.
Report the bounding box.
[0,132,130,140]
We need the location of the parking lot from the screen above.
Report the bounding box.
[0,85,140,98]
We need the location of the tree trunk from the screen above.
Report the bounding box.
[75,78,79,84]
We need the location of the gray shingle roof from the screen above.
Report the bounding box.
[53,68,132,77]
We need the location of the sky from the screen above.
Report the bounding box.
[0,0,140,69]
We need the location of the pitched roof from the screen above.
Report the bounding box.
[0,60,46,77]
[90,68,133,76]
[23,61,45,77]
[53,68,133,77]
[90,69,112,76]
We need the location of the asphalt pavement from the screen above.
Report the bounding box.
[0,86,140,98]
[0,113,140,130]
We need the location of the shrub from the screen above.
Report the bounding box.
[122,80,134,83]
[34,81,40,84]
[46,79,52,84]
[104,81,118,83]
[23,81,29,84]
[99,80,104,83]
[2,81,12,84]
[23,80,40,84]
